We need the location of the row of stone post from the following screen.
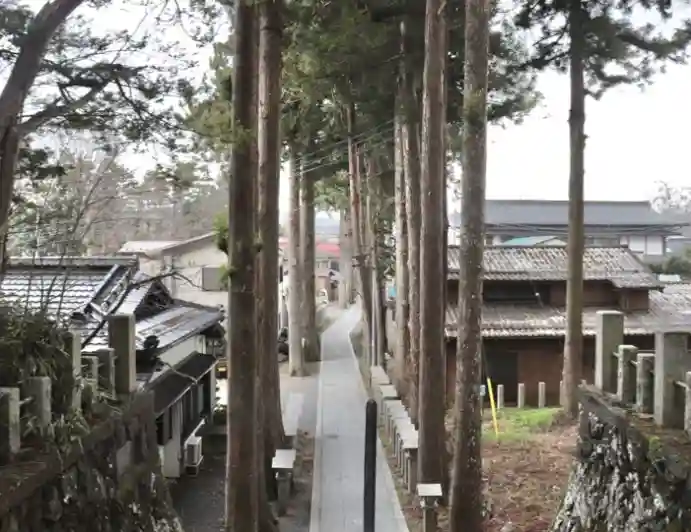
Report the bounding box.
[595,310,691,434]
[0,314,137,465]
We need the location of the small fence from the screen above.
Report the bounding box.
[0,314,138,465]
[593,310,691,436]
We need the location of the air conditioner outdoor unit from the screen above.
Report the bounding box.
[185,436,203,476]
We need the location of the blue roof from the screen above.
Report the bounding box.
[501,236,564,246]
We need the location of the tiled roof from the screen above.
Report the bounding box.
[449,200,685,229]
[447,245,661,288]
[445,285,691,338]
[0,256,222,353]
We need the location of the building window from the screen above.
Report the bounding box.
[201,266,224,291]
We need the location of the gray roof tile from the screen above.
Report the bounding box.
[445,285,691,338]
[449,200,685,228]
[447,245,660,288]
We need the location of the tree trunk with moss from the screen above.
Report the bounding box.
[400,18,422,425]
[256,1,285,528]
[300,151,320,362]
[226,1,259,529]
[287,144,305,377]
[562,0,586,420]
[449,0,488,525]
[346,101,373,356]
[339,208,354,308]
[393,110,409,393]
[418,0,447,492]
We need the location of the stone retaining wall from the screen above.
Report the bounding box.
[551,387,691,531]
[0,393,183,532]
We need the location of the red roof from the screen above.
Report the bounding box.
[278,237,340,257]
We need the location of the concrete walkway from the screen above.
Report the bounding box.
[309,306,408,532]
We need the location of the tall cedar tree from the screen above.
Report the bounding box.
[449,0,490,525]
[517,0,691,417]
[226,1,259,530]
[418,0,447,489]
[256,0,285,530]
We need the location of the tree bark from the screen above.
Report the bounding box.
[300,153,320,362]
[347,102,373,354]
[288,145,306,377]
[401,19,422,426]
[418,0,446,489]
[257,2,285,529]
[338,208,354,308]
[226,1,259,530]
[449,0,489,525]
[562,0,586,419]
[394,112,409,393]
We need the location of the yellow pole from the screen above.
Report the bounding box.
[486,377,499,439]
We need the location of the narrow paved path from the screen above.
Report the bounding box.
[309,306,408,532]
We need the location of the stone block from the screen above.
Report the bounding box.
[23,377,51,431]
[0,388,20,464]
[595,310,624,393]
[654,332,688,429]
[108,314,137,398]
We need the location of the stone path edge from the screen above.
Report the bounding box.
[308,308,408,532]
[343,313,409,532]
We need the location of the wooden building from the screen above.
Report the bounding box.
[387,245,691,406]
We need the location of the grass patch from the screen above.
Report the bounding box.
[484,407,562,442]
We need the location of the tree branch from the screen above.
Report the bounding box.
[0,0,86,127]
[17,82,109,135]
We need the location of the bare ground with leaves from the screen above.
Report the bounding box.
[380,403,577,531]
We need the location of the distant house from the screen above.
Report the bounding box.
[386,245,691,406]
[123,233,286,333]
[120,233,226,309]
[0,256,224,479]
[449,200,687,263]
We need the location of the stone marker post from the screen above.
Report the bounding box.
[538,382,546,408]
[497,384,504,409]
[517,383,525,408]
[617,345,638,404]
[96,348,115,396]
[636,353,654,415]
[65,331,82,411]
[0,388,20,464]
[655,332,688,428]
[595,310,624,393]
[23,377,51,431]
[108,314,137,399]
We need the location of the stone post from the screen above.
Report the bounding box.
[538,382,546,408]
[685,372,691,437]
[655,332,688,428]
[636,353,654,415]
[595,310,624,393]
[108,314,137,399]
[496,384,504,409]
[0,388,20,464]
[417,483,442,532]
[64,331,82,411]
[517,383,525,408]
[23,377,51,431]
[616,345,638,404]
[96,348,115,396]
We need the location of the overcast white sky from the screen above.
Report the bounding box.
[23,0,691,220]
